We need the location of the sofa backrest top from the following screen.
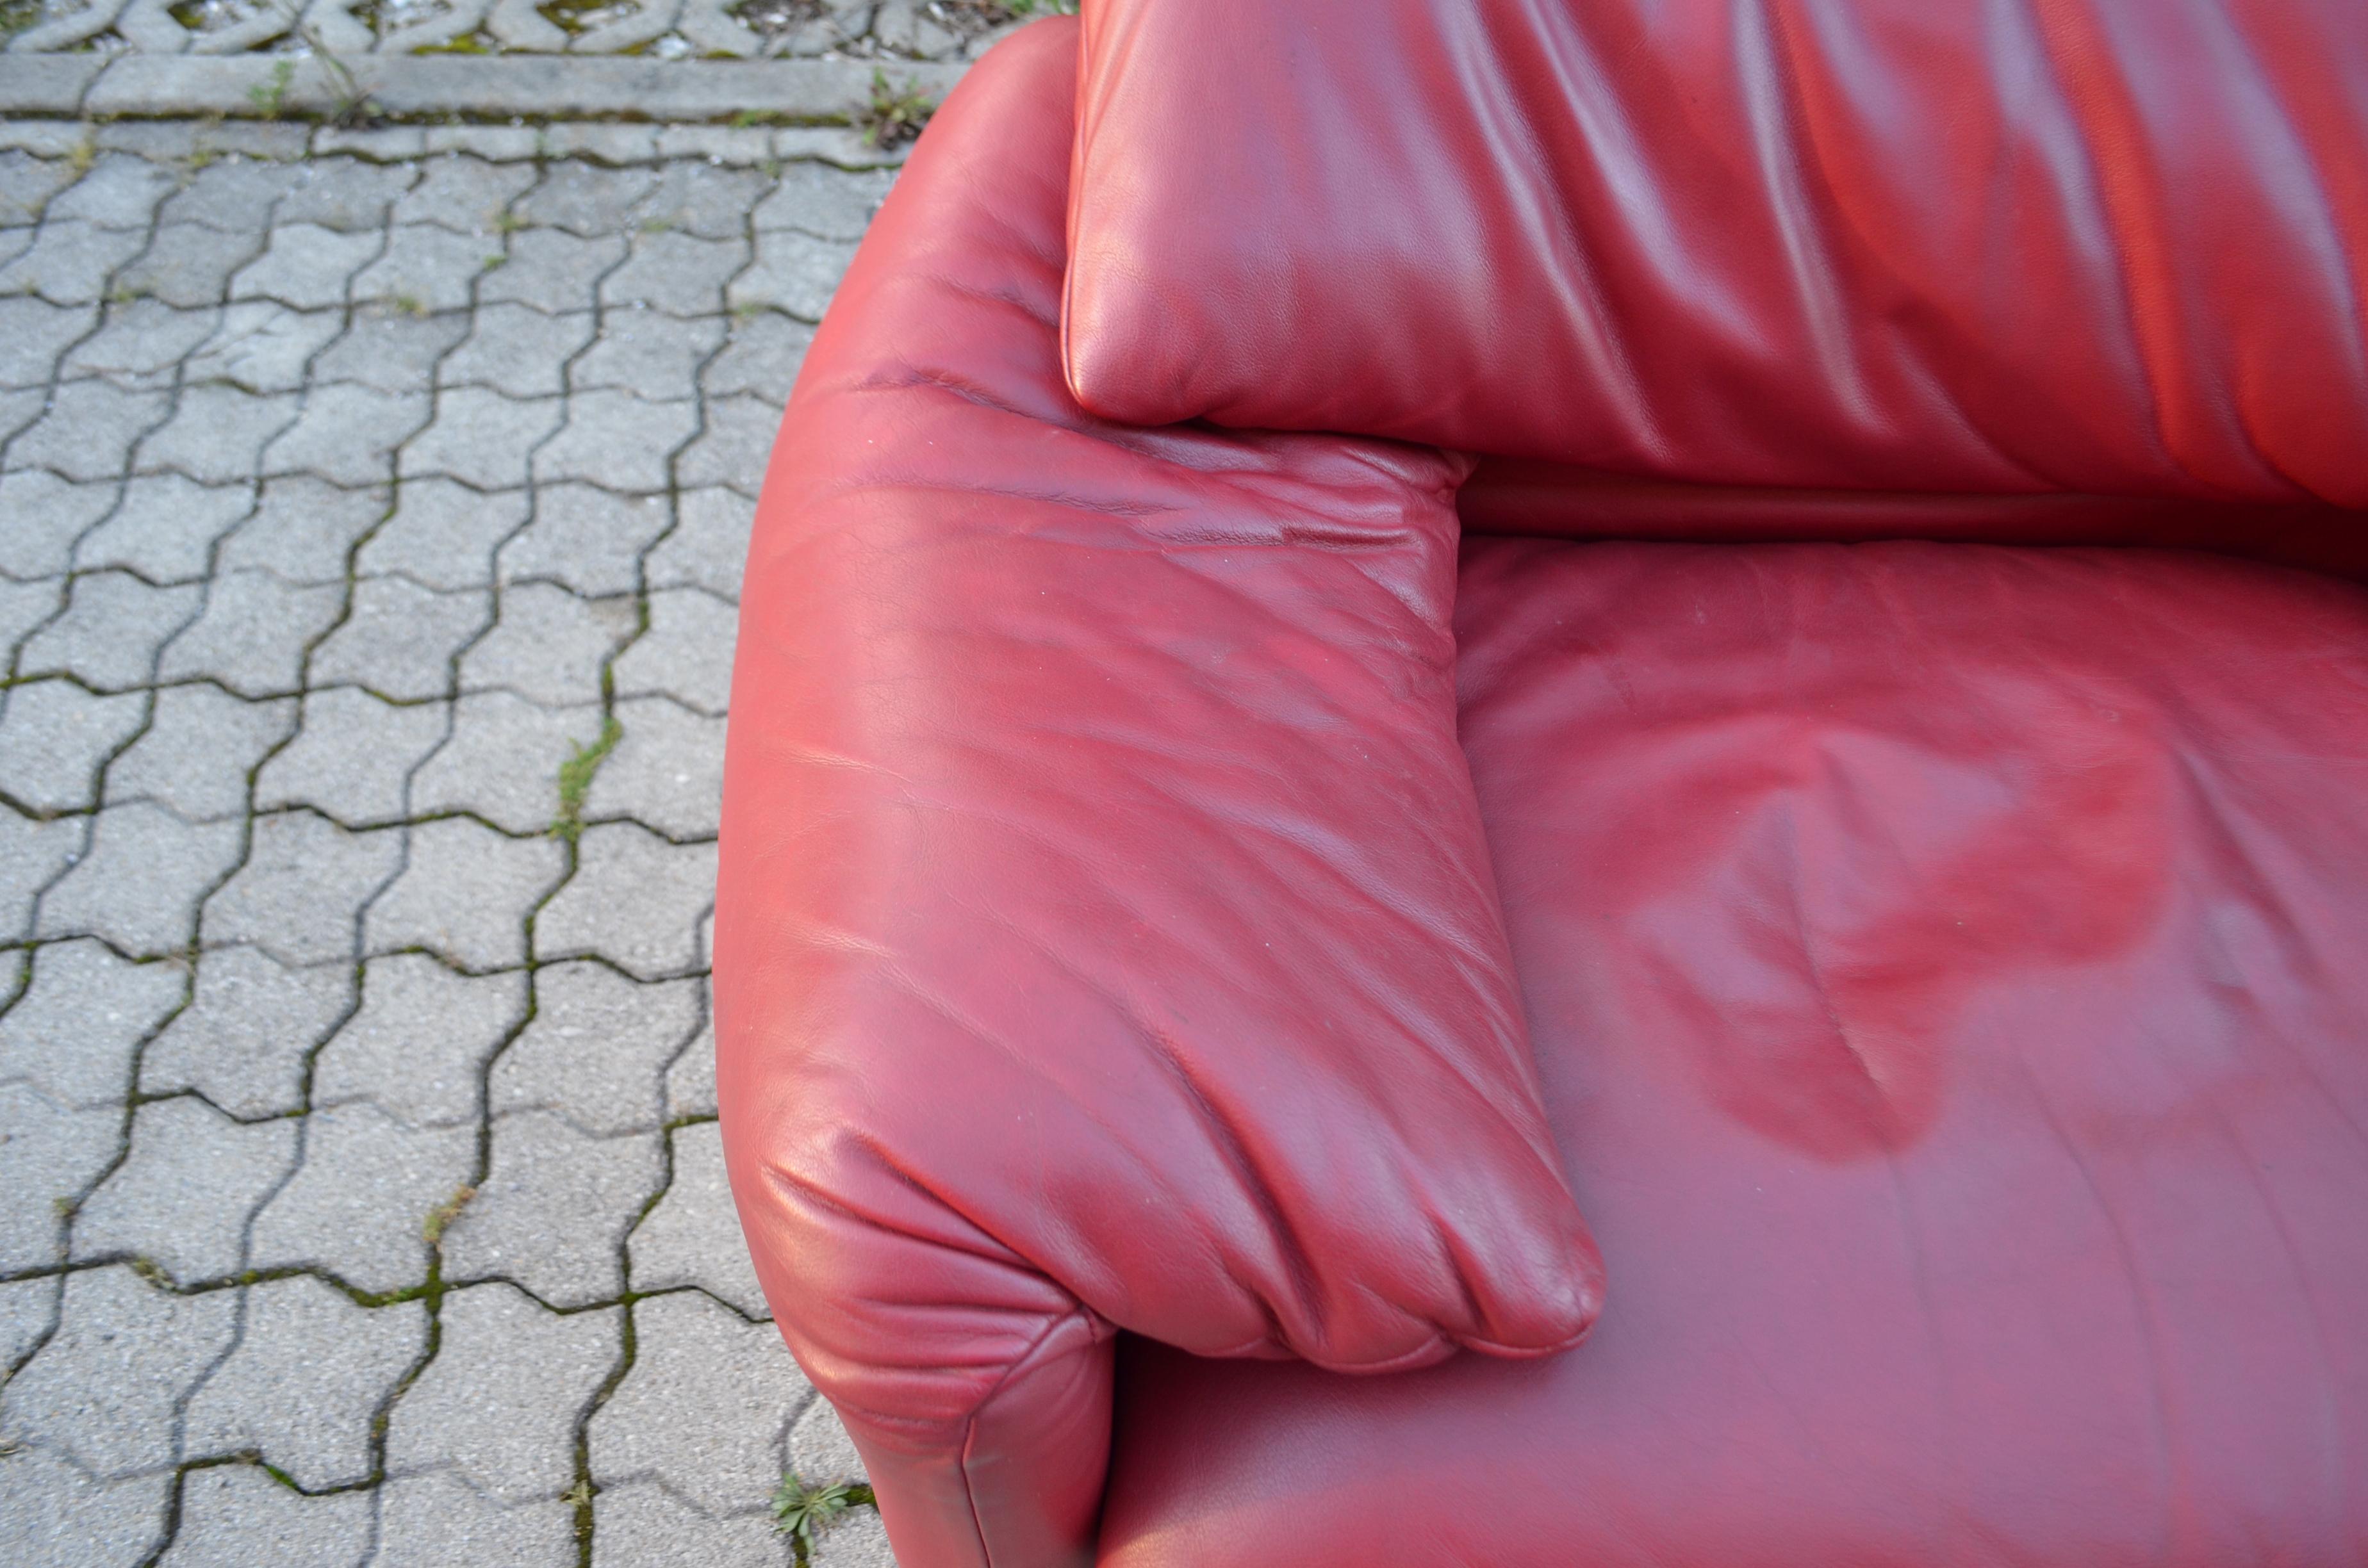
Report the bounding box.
[1062,0,2368,518]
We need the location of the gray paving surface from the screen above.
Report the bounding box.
[0,127,897,1565]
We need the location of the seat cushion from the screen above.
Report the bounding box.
[1064,0,2368,507]
[1098,541,2368,1567]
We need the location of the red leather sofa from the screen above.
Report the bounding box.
[718,6,2368,1564]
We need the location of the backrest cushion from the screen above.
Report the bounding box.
[1064,0,2368,509]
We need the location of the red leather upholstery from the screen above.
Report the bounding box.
[1067,0,2368,508]
[717,21,1600,1568]
[1099,539,2368,1567]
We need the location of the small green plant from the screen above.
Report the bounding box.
[390,292,428,317]
[771,1474,855,1549]
[494,209,528,234]
[422,1184,477,1245]
[550,715,623,843]
[304,26,374,126]
[728,108,768,130]
[247,58,297,118]
[68,136,97,176]
[859,69,933,149]
[482,252,507,272]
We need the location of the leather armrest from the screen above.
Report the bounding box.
[716,20,1602,1568]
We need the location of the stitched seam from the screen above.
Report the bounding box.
[954,1305,1095,1568]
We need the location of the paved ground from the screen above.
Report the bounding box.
[0,117,905,1566]
[4,0,1036,59]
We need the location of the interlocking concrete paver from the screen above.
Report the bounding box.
[61,299,220,390]
[371,1471,577,1568]
[17,569,200,687]
[394,156,538,236]
[136,384,302,485]
[261,384,432,487]
[443,1110,659,1305]
[728,227,857,322]
[613,585,735,714]
[106,685,295,822]
[498,482,671,597]
[1,1271,58,1372]
[184,1276,429,1488]
[534,389,700,493]
[156,158,305,234]
[584,694,725,838]
[664,1011,717,1122]
[647,486,754,601]
[677,393,782,498]
[161,1464,373,1568]
[356,476,529,590]
[0,219,150,307]
[440,302,595,398]
[518,163,659,238]
[0,468,117,578]
[0,937,185,1110]
[0,1448,172,1568]
[0,1086,118,1271]
[354,224,495,315]
[141,944,354,1120]
[45,155,176,231]
[477,227,624,314]
[459,580,636,708]
[386,1280,620,1498]
[1,810,83,942]
[8,380,174,484]
[276,161,420,233]
[256,686,450,824]
[411,690,602,834]
[0,297,97,388]
[593,1482,791,1568]
[202,810,402,965]
[629,1120,765,1318]
[573,313,725,405]
[249,1100,473,1294]
[215,475,390,585]
[156,568,347,696]
[313,954,522,1129]
[399,386,562,489]
[813,1509,899,1568]
[39,801,245,955]
[0,1264,238,1476]
[602,229,746,317]
[185,302,347,395]
[538,822,717,979]
[751,161,892,242]
[591,1289,810,1515]
[311,308,472,395]
[70,1094,299,1284]
[0,678,147,814]
[115,223,268,309]
[366,815,566,970]
[310,575,489,701]
[232,224,382,311]
[702,313,811,407]
[492,962,698,1136]
[0,135,903,1565]
[76,473,253,581]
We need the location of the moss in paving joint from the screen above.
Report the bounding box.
[550,714,623,844]
[422,1183,477,1246]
